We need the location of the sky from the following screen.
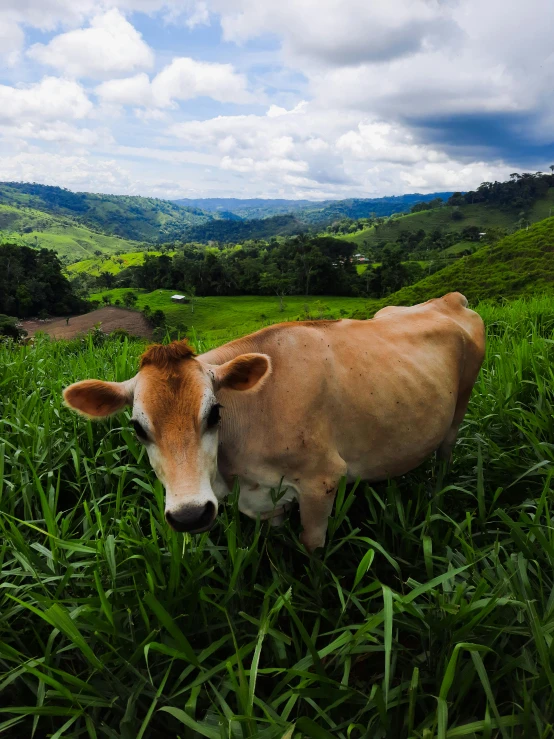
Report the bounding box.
[0,0,553,201]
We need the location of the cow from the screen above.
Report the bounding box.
[63,292,485,552]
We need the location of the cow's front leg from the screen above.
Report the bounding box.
[298,485,337,553]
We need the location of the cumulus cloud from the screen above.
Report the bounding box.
[27,9,154,79]
[0,15,25,65]
[0,122,110,147]
[0,1,206,31]
[214,0,457,67]
[3,0,551,198]
[210,0,554,144]
[96,57,254,107]
[167,101,511,197]
[0,78,92,125]
[0,151,135,192]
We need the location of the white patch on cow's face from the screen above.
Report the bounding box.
[130,373,220,534]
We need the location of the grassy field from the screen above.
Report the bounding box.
[90,290,371,345]
[441,241,476,256]
[2,295,554,737]
[0,204,145,261]
[67,251,174,277]
[341,189,554,251]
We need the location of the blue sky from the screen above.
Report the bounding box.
[0,0,553,200]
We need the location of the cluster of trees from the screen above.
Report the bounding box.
[360,248,425,297]
[181,214,305,244]
[409,197,444,213]
[325,216,375,235]
[447,170,554,211]
[0,314,26,340]
[0,244,85,318]
[117,236,360,298]
[80,234,430,301]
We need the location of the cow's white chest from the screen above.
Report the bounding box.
[238,479,298,519]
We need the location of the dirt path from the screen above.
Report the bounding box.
[21,307,153,339]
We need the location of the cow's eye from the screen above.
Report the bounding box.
[207,403,221,429]
[132,419,148,442]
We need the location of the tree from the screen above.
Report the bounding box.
[186,285,197,314]
[379,247,409,296]
[0,314,27,340]
[122,291,138,309]
[0,244,84,318]
[259,265,294,311]
[97,271,115,289]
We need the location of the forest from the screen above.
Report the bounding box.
[0,244,85,318]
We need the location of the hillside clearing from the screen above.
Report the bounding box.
[67,250,174,276]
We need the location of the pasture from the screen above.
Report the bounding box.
[89,290,371,345]
[1,296,554,737]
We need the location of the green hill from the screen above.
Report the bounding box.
[341,188,554,251]
[0,182,211,243]
[374,216,554,308]
[0,204,144,261]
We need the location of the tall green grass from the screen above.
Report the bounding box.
[1,296,554,737]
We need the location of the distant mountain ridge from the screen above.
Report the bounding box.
[0,181,455,251]
[174,192,456,223]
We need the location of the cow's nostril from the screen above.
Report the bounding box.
[165,501,216,533]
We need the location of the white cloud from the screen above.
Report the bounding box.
[167,101,511,197]
[96,73,153,106]
[0,78,92,125]
[0,15,25,65]
[0,1,205,31]
[27,9,154,79]
[2,0,551,199]
[208,0,554,131]
[0,151,135,192]
[184,1,210,28]
[0,1,211,66]
[0,122,110,147]
[96,57,254,107]
[152,57,254,105]
[337,122,445,164]
[212,0,457,67]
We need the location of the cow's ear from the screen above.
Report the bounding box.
[63,379,133,418]
[210,354,271,392]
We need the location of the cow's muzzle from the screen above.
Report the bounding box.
[165,501,216,534]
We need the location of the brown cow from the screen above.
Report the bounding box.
[63,292,485,552]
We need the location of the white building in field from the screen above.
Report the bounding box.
[171,294,189,303]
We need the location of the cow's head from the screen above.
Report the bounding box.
[63,340,271,534]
